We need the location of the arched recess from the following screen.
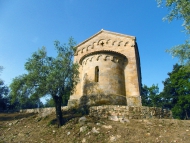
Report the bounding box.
[112,41,117,46]
[118,41,124,46]
[87,45,92,51]
[75,50,81,56]
[106,39,112,46]
[124,41,129,46]
[81,48,86,53]
[98,39,106,46]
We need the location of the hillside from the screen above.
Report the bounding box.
[0,112,190,143]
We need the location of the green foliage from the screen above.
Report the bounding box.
[157,0,190,67]
[10,38,79,126]
[160,64,190,119]
[0,66,9,110]
[142,64,190,119]
[0,80,9,98]
[44,93,70,107]
[166,40,190,67]
[44,98,55,107]
[141,84,161,107]
[157,0,190,33]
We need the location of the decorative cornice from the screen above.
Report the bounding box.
[79,50,127,65]
[75,38,134,56]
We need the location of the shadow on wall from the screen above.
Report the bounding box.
[81,78,126,108]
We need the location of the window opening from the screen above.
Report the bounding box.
[95,66,99,82]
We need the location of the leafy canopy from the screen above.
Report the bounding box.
[157,0,190,67]
[0,66,9,110]
[10,38,79,126]
[10,38,79,101]
[160,64,190,119]
[141,84,161,107]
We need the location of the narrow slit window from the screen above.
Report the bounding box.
[95,66,99,82]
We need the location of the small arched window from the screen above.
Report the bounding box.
[95,66,99,82]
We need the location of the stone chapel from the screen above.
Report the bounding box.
[68,30,142,108]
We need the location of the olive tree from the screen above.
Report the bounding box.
[10,38,79,127]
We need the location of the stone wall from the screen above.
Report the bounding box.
[20,105,172,120]
[20,106,68,117]
[89,105,172,120]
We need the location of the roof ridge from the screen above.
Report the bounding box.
[76,29,135,48]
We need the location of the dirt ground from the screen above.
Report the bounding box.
[0,112,190,143]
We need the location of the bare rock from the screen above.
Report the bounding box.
[91,127,99,134]
[79,116,87,125]
[102,125,112,129]
[82,138,86,143]
[108,115,119,121]
[18,133,25,137]
[143,120,152,125]
[119,118,130,123]
[80,126,87,132]
[110,135,121,142]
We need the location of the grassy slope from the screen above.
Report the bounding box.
[0,112,190,143]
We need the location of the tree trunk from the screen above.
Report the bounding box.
[185,110,189,120]
[53,95,63,127]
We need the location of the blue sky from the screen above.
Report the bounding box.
[0,0,187,92]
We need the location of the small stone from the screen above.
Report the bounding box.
[9,123,12,126]
[143,120,152,125]
[186,130,189,131]
[96,123,101,126]
[146,133,150,136]
[67,132,70,135]
[110,135,119,142]
[82,138,86,143]
[53,130,56,133]
[123,118,130,123]
[110,136,116,142]
[79,116,87,125]
[119,119,125,124]
[18,133,25,137]
[119,118,130,123]
[108,115,119,121]
[80,126,87,132]
[102,125,112,129]
[91,127,99,134]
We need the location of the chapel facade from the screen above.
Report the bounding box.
[68,30,142,107]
